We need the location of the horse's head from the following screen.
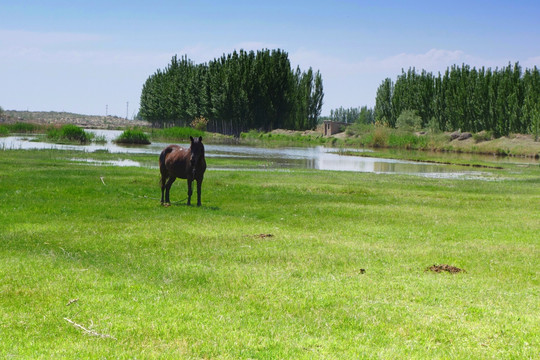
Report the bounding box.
[189,136,205,168]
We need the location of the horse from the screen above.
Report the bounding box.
[159,136,207,206]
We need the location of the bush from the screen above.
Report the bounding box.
[473,130,493,143]
[371,126,389,147]
[190,116,209,131]
[426,117,441,134]
[115,129,151,144]
[396,110,422,132]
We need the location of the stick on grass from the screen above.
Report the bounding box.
[63,318,116,340]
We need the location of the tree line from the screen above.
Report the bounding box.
[139,49,324,135]
[374,63,540,136]
[327,106,374,124]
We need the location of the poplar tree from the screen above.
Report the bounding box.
[139,49,324,134]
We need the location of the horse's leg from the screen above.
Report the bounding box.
[187,179,193,206]
[160,174,167,204]
[164,177,176,204]
[196,178,203,206]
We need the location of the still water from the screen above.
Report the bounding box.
[0,129,519,179]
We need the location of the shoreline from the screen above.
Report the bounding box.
[1,110,539,159]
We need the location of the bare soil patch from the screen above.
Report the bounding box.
[245,234,274,239]
[425,264,466,273]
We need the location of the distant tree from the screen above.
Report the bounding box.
[374,78,394,126]
[0,106,4,119]
[375,63,540,135]
[357,106,374,124]
[139,49,323,134]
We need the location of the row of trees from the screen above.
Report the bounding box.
[374,63,540,136]
[328,106,374,124]
[139,49,323,135]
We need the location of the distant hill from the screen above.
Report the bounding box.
[2,110,150,129]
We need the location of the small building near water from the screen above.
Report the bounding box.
[323,121,349,136]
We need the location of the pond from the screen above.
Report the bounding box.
[0,129,529,179]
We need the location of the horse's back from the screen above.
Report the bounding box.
[160,145,190,178]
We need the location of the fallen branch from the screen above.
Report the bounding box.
[63,317,116,340]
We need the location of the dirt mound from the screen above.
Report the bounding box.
[255,233,273,238]
[425,264,466,273]
[244,234,274,239]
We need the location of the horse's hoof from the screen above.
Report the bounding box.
[162,203,171,207]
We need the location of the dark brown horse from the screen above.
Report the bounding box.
[159,136,206,206]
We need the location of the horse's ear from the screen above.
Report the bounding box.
[190,136,194,143]
[199,136,203,142]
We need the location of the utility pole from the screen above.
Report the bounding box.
[106,104,108,117]
[126,102,129,120]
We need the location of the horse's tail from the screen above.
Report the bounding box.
[159,146,174,187]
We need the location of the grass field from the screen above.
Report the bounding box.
[0,149,538,359]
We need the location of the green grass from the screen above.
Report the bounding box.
[0,149,539,359]
[241,129,334,147]
[151,126,205,141]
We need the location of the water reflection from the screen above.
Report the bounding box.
[0,129,509,179]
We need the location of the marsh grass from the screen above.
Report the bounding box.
[46,124,92,144]
[114,129,151,144]
[151,126,205,141]
[0,149,538,358]
[0,122,45,136]
[241,129,331,146]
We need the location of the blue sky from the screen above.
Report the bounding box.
[1,0,539,117]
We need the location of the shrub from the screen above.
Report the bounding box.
[190,116,209,131]
[473,130,493,143]
[426,117,441,134]
[371,126,389,147]
[396,110,422,132]
[115,129,151,144]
